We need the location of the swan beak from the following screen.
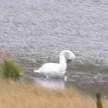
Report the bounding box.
[66,59,71,63]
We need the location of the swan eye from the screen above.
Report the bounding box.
[66,59,71,63]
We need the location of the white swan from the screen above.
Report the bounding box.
[34,50,75,78]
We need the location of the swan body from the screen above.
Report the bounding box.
[34,50,75,78]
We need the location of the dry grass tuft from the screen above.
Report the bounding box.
[0,79,108,108]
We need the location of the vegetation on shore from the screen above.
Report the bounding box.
[1,54,24,80]
[0,79,108,108]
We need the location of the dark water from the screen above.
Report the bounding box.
[0,0,108,96]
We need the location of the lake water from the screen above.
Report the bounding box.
[0,0,108,96]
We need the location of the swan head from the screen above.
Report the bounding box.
[60,50,75,63]
[66,51,75,63]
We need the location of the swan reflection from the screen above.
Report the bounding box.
[33,78,65,89]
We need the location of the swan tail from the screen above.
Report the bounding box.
[34,69,40,73]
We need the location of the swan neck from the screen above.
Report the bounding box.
[59,53,66,64]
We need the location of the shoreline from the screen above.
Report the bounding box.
[0,79,108,108]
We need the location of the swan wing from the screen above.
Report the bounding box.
[38,63,60,73]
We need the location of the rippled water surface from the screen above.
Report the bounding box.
[0,0,108,96]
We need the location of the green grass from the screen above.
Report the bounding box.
[96,92,103,108]
[1,56,24,80]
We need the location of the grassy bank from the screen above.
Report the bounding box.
[0,79,108,108]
